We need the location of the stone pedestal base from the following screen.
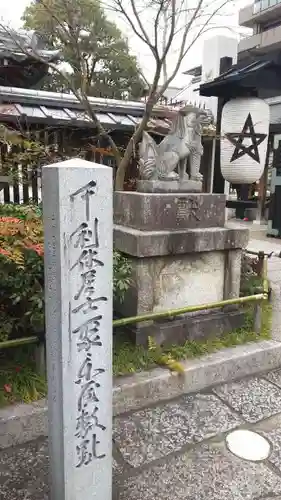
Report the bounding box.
[137,179,202,193]
[114,191,249,346]
[114,191,226,231]
[114,235,246,316]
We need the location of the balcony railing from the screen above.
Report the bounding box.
[253,0,281,14]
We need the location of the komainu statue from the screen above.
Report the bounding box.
[139,105,211,183]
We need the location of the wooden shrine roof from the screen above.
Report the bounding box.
[0,85,215,136]
[199,53,281,99]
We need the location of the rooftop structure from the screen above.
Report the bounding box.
[0,28,60,88]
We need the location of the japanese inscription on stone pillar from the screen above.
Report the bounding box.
[43,159,112,500]
[70,181,108,466]
[176,197,201,222]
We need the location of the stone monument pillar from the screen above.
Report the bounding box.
[114,107,249,345]
[43,159,112,500]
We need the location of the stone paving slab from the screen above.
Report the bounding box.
[0,439,49,500]
[0,439,128,500]
[264,427,281,473]
[247,239,281,255]
[117,442,281,500]
[213,376,281,423]
[265,368,281,388]
[113,393,242,467]
[252,414,281,474]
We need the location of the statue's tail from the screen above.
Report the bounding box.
[139,131,159,180]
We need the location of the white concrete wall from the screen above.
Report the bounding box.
[202,35,238,120]
[176,35,238,119]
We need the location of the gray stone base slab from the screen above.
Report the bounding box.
[1,339,281,450]
[124,308,245,346]
[114,225,249,257]
[136,179,202,193]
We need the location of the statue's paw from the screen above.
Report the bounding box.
[159,171,179,181]
[181,172,189,180]
[139,159,157,180]
[190,174,203,182]
[167,171,179,179]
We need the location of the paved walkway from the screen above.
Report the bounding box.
[3,369,281,499]
[1,233,281,500]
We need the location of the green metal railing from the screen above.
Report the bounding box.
[0,249,271,352]
[0,336,38,350]
[112,292,267,328]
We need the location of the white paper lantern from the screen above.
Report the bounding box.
[221,97,270,184]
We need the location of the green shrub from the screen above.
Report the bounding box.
[113,250,132,302]
[240,253,263,296]
[0,204,131,342]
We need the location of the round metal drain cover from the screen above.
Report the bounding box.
[226,429,270,461]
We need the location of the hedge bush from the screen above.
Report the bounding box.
[0,204,131,342]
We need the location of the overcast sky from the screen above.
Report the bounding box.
[0,0,250,87]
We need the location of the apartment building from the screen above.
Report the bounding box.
[239,0,281,58]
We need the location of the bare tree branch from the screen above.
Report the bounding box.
[162,5,169,83]
[112,0,235,188]
[111,0,158,56]
[154,0,166,57]
[39,0,77,46]
[3,0,237,190]
[160,0,176,63]
[158,0,233,98]
[129,0,156,51]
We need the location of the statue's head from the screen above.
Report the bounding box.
[180,105,209,127]
[186,112,197,127]
[198,109,214,126]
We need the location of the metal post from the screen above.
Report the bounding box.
[253,251,265,334]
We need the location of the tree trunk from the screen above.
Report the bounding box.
[114,99,155,191]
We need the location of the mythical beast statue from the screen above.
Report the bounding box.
[139,105,212,184]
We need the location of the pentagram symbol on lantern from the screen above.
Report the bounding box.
[225,113,267,163]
